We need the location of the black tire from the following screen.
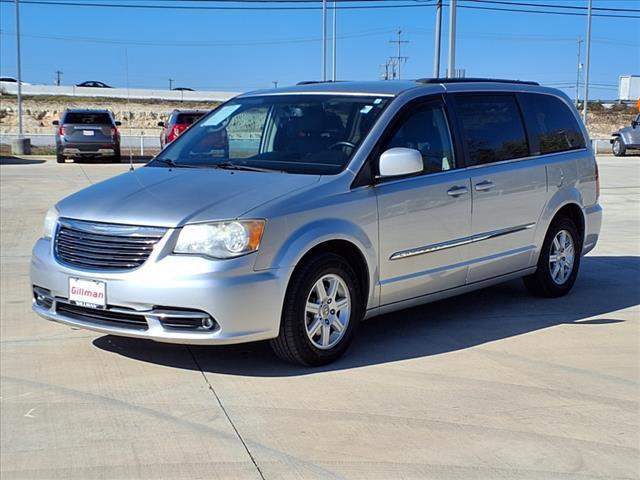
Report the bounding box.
[612,137,626,157]
[112,152,122,163]
[270,252,363,366]
[523,215,581,297]
[56,153,65,163]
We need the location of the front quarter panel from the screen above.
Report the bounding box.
[252,184,380,309]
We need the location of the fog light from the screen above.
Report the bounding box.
[33,286,54,309]
[201,317,215,330]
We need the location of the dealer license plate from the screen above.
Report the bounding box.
[69,277,106,308]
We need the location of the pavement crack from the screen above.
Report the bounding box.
[78,164,94,185]
[187,346,266,480]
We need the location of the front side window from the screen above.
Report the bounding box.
[454,94,529,166]
[151,94,390,175]
[381,102,455,175]
[520,93,585,154]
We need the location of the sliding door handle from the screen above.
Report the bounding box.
[475,180,494,191]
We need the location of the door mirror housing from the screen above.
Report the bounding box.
[115,121,122,126]
[378,147,423,179]
[157,121,165,127]
[52,120,59,126]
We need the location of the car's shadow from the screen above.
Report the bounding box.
[93,255,639,376]
[0,156,46,165]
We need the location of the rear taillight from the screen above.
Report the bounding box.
[111,127,119,138]
[595,159,600,200]
[58,125,65,136]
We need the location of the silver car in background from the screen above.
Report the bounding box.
[31,79,602,366]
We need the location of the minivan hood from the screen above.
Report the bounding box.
[56,167,321,227]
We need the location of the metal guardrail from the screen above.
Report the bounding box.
[1,133,614,155]
[0,133,161,155]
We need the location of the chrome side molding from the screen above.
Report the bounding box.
[390,223,535,260]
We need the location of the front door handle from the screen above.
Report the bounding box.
[475,180,494,192]
[447,185,469,197]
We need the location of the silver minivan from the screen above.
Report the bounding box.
[31,79,602,366]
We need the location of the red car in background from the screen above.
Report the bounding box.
[158,109,208,148]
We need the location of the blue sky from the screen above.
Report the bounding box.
[0,0,638,99]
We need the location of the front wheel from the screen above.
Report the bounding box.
[270,253,362,366]
[523,216,581,297]
[612,137,626,157]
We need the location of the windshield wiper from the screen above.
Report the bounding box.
[214,161,284,173]
[153,157,197,169]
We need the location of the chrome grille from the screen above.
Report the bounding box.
[55,218,166,270]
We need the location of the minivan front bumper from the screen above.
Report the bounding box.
[30,237,292,345]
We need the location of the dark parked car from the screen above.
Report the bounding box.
[158,109,210,148]
[54,109,121,163]
[611,113,640,156]
[76,81,112,88]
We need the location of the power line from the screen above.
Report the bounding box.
[0,28,393,46]
[1,0,639,17]
[464,0,640,13]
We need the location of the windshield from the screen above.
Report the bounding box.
[149,94,390,174]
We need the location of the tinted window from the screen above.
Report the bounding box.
[454,95,528,165]
[64,112,112,125]
[520,94,585,154]
[383,102,454,174]
[175,113,205,125]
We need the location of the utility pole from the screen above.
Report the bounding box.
[575,38,583,107]
[447,0,457,78]
[582,0,593,124]
[55,70,63,86]
[168,78,174,90]
[272,81,278,88]
[332,0,337,81]
[433,0,443,78]
[389,28,408,80]
[322,0,327,81]
[15,0,23,137]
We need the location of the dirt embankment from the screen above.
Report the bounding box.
[0,93,637,138]
[0,94,221,136]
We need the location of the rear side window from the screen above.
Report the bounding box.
[175,113,205,125]
[64,112,112,125]
[453,94,528,166]
[519,94,586,154]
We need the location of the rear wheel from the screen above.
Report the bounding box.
[523,216,581,297]
[270,252,362,366]
[612,137,626,156]
[112,151,122,163]
[56,153,65,163]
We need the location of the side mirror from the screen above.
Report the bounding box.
[115,121,122,126]
[378,147,423,179]
[52,120,59,125]
[632,121,638,128]
[157,121,165,127]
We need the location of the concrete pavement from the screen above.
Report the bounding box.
[1,155,638,479]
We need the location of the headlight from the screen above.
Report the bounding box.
[174,220,265,259]
[43,206,59,239]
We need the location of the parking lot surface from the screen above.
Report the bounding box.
[1,155,638,479]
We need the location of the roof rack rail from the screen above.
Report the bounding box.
[416,77,539,86]
[296,80,348,86]
[296,80,329,85]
